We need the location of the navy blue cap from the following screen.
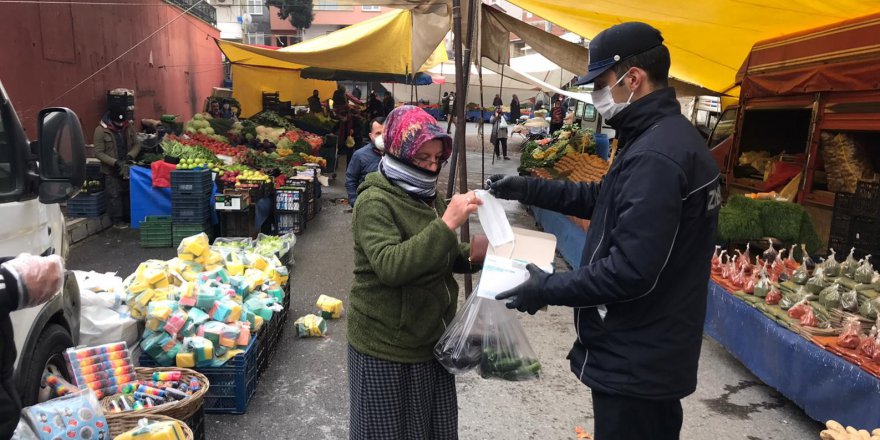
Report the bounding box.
[574,22,664,86]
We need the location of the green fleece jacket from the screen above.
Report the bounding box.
[349,172,472,363]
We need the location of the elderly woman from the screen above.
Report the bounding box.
[348,106,482,440]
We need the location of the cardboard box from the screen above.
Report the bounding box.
[214,191,251,211]
[487,227,557,272]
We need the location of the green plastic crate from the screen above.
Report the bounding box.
[140,216,173,248]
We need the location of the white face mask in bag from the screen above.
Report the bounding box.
[474,190,514,247]
[591,71,634,120]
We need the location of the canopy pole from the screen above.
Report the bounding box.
[438,63,443,105]
[445,0,477,295]
[479,57,488,182]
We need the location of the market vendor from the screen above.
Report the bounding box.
[308,89,323,115]
[0,254,65,438]
[94,108,141,227]
[345,117,385,206]
[489,22,721,440]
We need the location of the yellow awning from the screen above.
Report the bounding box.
[231,65,337,117]
[217,9,446,74]
[506,0,880,93]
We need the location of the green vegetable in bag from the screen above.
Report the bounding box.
[859,297,880,320]
[824,249,841,277]
[841,289,859,312]
[792,265,809,285]
[818,283,841,310]
[841,247,859,279]
[781,287,808,310]
[855,255,875,284]
[805,267,829,294]
[753,274,771,298]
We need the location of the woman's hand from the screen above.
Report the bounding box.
[442,191,482,230]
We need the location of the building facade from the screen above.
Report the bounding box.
[270,1,387,46]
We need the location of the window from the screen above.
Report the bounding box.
[246,0,263,16]
[247,33,267,45]
[0,103,20,194]
[361,5,380,11]
[314,1,352,11]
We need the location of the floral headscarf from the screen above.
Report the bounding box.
[383,105,452,164]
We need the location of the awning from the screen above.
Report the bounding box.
[216,9,447,74]
[506,0,880,93]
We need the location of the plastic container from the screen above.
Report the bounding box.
[140,338,258,414]
[140,216,173,248]
[594,133,610,160]
[172,197,213,224]
[67,191,108,217]
[173,223,213,247]
[171,170,213,195]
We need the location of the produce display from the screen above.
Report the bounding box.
[820,132,877,194]
[554,153,610,184]
[126,233,291,368]
[520,124,596,171]
[711,245,880,377]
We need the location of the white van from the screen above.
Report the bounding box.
[1,79,86,405]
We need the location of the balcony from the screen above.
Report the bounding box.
[166,0,217,25]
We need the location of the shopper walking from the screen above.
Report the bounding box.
[94,109,140,227]
[345,117,385,206]
[489,22,721,440]
[489,107,509,160]
[348,105,484,440]
[445,92,456,133]
[367,92,384,120]
[509,94,521,123]
[332,86,347,110]
[334,106,356,170]
[549,99,565,134]
[492,93,503,107]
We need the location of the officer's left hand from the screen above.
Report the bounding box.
[495,263,550,314]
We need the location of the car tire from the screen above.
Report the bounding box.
[20,324,73,406]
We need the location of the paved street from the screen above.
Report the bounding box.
[68,128,821,439]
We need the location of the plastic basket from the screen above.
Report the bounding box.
[276,212,305,235]
[171,170,213,195]
[67,191,107,217]
[139,339,258,414]
[219,210,259,239]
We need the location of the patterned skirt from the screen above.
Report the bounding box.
[348,345,458,440]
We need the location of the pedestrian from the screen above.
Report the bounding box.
[348,105,485,440]
[334,106,355,170]
[367,92,384,119]
[445,91,456,133]
[308,89,323,115]
[441,92,450,119]
[509,94,521,123]
[332,86,347,110]
[0,254,66,438]
[549,99,565,134]
[488,22,721,440]
[490,107,509,160]
[94,109,140,227]
[383,92,395,116]
[345,117,385,206]
[492,93,503,107]
[353,86,363,100]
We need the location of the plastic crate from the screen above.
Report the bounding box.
[173,222,213,246]
[854,181,880,201]
[849,216,880,251]
[67,191,107,217]
[139,338,259,414]
[275,189,307,212]
[306,198,316,221]
[276,212,305,235]
[171,169,213,195]
[829,211,853,243]
[219,210,259,239]
[183,403,206,440]
[172,196,214,224]
[140,216,173,248]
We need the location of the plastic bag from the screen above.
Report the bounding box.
[80,305,139,346]
[787,299,812,320]
[799,306,818,327]
[838,316,862,349]
[114,419,188,440]
[784,245,799,270]
[711,247,724,274]
[736,244,752,274]
[855,255,875,284]
[743,272,757,294]
[753,273,771,298]
[841,247,859,279]
[721,255,734,279]
[841,289,859,312]
[859,297,880,320]
[435,292,541,381]
[255,233,296,260]
[731,266,747,288]
[805,267,828,294]
[74,271,125,309]
[763,245,779,263]
[858,328,876,358]
[824,248,841,277]
[212,237,253,250]
[765,287,782,305]
[780,287,807,310]
[21,389,109,440]
[791,264,809,285]
[818,283,841,310]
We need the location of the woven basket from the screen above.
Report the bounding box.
[108,413,194,439]
[101,367,209,421]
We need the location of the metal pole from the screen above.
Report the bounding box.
[438,63,443,105]
[446,0,478,199]
[445,0,466,199]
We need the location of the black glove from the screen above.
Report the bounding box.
[114,159,124,169]
[124,155,135,164]
[495,263,550,314]
[486,174,528,201]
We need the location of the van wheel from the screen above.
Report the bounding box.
[20,324,73,406]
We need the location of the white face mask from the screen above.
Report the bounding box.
[373,135,385,151]
[591,71,634,120]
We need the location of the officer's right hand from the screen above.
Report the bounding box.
[486,174,528,201]
[2,254,65,308]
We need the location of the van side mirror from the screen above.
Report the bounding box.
[37,108,86,203]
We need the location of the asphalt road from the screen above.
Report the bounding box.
[68,135,821,439]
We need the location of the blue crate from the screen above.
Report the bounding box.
[172,198,214,223]
[67,191,107,217]
[171,169,213,195]
[140,337,259,414]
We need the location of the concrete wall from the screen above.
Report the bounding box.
[0,0,223,141]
